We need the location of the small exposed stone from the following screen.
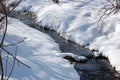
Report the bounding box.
[64,55,88,63]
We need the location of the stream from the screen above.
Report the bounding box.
[10,11,120,80]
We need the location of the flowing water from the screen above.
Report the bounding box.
[10,11,120,80]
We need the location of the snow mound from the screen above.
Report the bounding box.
[7,0,120,72]
[0,18,79,80]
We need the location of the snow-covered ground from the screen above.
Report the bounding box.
[6,0,120,72]
[6,0,120,74]
[0,18,79,80]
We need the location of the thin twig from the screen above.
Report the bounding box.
[5,53,8,80]
[0,0,22,23]
[3,37,26,47]
[1,47,31,68]
[6,47,17,80]
[0,54,4,80]
[0,1,8,46]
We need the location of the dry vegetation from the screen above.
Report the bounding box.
[99,0,120,21]
[0,0,30,80]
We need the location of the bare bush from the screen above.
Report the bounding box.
[0,0,31,80]
[97,0,120,33]
[99,0,120,21]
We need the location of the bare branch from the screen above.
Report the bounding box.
[0,54,4,80]
[6,47,17,80]
[3,37,26,47]
[1,47,31,68]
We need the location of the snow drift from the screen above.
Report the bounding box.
[0,18,79,80]
[7,0,120,72]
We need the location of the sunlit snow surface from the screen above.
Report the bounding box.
[6,0,120,75]
[0,18,79,80]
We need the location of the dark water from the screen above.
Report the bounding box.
[33,27,120,80]
[10,11,120,80]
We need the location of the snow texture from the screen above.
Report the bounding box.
[7,0,120,73]
[0,18,79,80]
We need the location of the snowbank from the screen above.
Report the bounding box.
[7,0,120,72]
[0,18,79,80]
[89,14,120,71]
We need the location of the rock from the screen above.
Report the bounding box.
[52,0,59,4]
[64,55,75,62]
[92,51,108,60]
[95,54,108,60]
[64,55,88,63]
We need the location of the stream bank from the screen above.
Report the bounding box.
[10,11,120,80]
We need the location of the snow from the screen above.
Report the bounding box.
[6,0,120,74]
[7,0,120,72]
[60,53,87,62]
[0,18,79,80]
